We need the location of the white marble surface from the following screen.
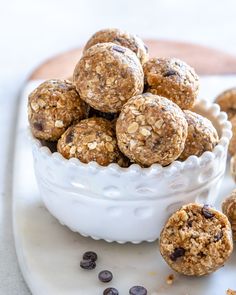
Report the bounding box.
[1,0,236,294]
[13,78,236,295]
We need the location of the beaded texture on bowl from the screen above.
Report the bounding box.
[30,99,232,243]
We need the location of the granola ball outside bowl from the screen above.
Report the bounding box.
[30,99,231,243]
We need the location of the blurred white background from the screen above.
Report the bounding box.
[0,0,236,294]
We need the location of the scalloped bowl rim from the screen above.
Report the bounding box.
[29,99,232,176]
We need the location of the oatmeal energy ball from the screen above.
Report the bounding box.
[160,203,233,276]
[57,117,121,167]
[116,93,188,166]
[28,79,89,141]
[83,28,149,65]
[179,110,219,160]
[222,189,236,241]
[229,116,236,156]
[143,57,199,110]
[73,42,144,113]
[216,88,236,120]
[230,153,236,182]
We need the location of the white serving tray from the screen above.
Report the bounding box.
[13,78,236,295]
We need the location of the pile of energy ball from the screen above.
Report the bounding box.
[28,28,219,168]
[28,29,236,284]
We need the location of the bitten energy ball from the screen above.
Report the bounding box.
[57,117,121,166]
[143,57,199,110]
[116,93,188,166]
[222,189,236,241]
[229,116,236,156]
[179,110,219,160]
[160,203,233,276]
[216,88,236,120]
[83,28,148,65]
[28,79,89,141]
[73,42,144,113]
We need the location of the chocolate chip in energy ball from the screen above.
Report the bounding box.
[214,231,223,242]
[65,131,74,144]
[103,287,119,295]
[170,247,186,261]
[163,70,177,77]
[129,286,147,295]
[202,204,215,219]
[82,251,98,262]
[98,270,113,283]
[80,259,96,270]
[112,45,126,53]
[33,122,43,131]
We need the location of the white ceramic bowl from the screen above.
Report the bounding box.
[30,99,232,244]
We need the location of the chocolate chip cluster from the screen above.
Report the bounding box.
[28,28,219,167]
[79,251,147,295]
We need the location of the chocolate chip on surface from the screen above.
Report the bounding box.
[129,286,147,295]
[82,251,98,262]
[103,287,119,295]
[98,270,113,283]
[170,247,186,261]
[80,259,96,270]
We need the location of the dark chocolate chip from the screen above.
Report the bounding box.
[83,251,97,262]
[65,131,74,144]
[163,70,177,77]
[214,231,223,242]
[129,286,147,295]
[80,259,96,270]
[144,44,149,53]
[198,251,206,258]
[187,220,193,227]
[112,45,126,53]
[170,247,185,261]
[33,122,43,131]
[202,205,214,219]
[98,270,113,283]
[103,287,119,295]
